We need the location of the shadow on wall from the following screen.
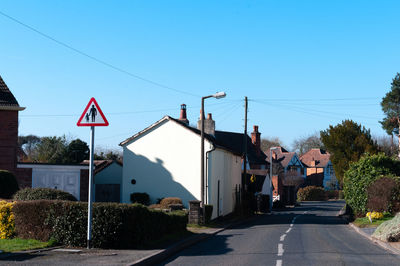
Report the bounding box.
[125,150,196,207]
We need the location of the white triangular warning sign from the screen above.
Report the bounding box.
[77,97,109,126]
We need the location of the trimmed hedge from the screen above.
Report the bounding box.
[130,192,150,205]
[297,186,326,201]
[13,188,77,201]
[13,200,187,248]
[0,170,19,199]
[160,197,182,208]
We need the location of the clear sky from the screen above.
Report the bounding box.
[1,0,399,152]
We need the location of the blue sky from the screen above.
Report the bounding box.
[1,0,399,151]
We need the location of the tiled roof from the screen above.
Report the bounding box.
[0,75,20,107]
[265,147,296,167]
[120,116,267,165]
[300,148,331,168]
[81,159,122,174]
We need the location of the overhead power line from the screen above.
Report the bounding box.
[0,10,199,97]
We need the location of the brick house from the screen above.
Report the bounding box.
[300,148,338,189]
[266,147,305,205]
[0,75,25,180]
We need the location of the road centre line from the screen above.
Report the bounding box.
[276,259,283,266]
[280,234,286,241]
[285,228,292,234]
[277,243,284,256]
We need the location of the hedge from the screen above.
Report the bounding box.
[0,170,19,199]
[13,188,77,201]
[13,200,187,248]
[297,186,326,201]
[343,153,400,214]
[130,192,150,205]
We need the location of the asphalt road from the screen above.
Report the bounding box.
[161,201,400,266]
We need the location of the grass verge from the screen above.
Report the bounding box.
[353,215,394,228]
[0,238,55,252]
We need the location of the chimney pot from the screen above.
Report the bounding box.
[207,113,212,120]
[178,104,189,125]
[251,125,261,156]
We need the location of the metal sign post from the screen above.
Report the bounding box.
[77,97,108,249]
[87,126,95,248]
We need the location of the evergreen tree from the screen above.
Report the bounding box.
[320,120,378,185]
[380,73,400,158]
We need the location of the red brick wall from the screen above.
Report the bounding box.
[80,169,89,202]
[14,168,32,188]
[0,110,18,174]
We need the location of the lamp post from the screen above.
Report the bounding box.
[269,147,279,212]
[201,91,226,223]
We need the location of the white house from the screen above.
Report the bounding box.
[120,105,245,219]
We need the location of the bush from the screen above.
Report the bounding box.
[366,177,400,213]
[325,190,339,199]
[13,188,77,201]
[297,186,326,201]
[160,197,182,208]
[130,192,150,205]
[205,205,213,223]
[0,201,15,239]
[13,200,188,248]
[344,153,400,215]
[0,170,19,199]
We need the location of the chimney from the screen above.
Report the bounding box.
[251,125,261,155]
[197,111,215,136]
[178,104,189,125]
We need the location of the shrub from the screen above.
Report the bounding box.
[0,201,15,239]
[204,205,213,223]
[343,153,400,215]
[325,190,339,199]
[366,177,400,213]
[160,197,182,208]
[297,186,326,201]
[0,170,19,199]
[130,192,150,205]
[13,188,77,201]
[13,200,187,248]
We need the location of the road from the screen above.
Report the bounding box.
[161,201,400,266]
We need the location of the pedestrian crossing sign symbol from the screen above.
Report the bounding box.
[77,97,109,126]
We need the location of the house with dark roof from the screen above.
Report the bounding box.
[266,147,305,205]
[0,75,26,184]
[300,148,338,189]
[120,104,271,219]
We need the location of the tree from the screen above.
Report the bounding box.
[18,135,41,161]
[64,139,89,163]
[380,73,400,158]
[94,150,122,161]
[320,120,378,185]
[292,133,324,155]
[260,137,283,153]
[374,134,398,158]
[35,136,68,163]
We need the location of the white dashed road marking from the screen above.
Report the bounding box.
[277,243,284,256]
[285,228,292,234]
[276,259,283,266]
[280,234,286,242]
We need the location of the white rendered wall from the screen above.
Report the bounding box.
[122,120,213,207]
[207,149,241,219]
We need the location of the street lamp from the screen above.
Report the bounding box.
[201,91,226,223]
[269,146,279,212]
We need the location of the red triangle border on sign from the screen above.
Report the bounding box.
[77,97,109,126]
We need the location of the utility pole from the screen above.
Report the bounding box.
[242,96,248,198]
